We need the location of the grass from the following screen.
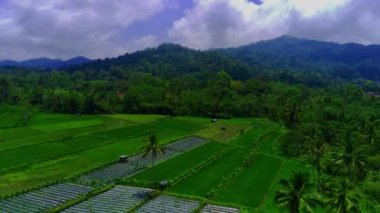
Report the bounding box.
[0,132,187,196]
[128,142,226,183]
[169,148,249,198]
[105,114,167,123]
[256,129,283,155]
[0,111,309,212]
[0,132,63,151]
[233,127,266,148]
[258,160,309,212]
[0,105,32,128]
[215,154,282,207]
[28,114,104,131]
[150,118,207,134]
[195,123,248,143]
[0,135,108,171]
[0,135,147,196]
[0,127,45,141]
[0,115,203,196]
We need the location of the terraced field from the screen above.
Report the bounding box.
[129,141,226,183]
[0,110,211,196]
[0,183,93,212]
[137,195,200,213]
[0,108,308,212]
[169,148,249,197]
[63,185,151,213]
[77,136,208,184]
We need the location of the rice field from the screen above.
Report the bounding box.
[129,141,226,183]
[0,108,308,212]
[169,148,249,197]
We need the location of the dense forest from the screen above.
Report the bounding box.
[0,39,380,211]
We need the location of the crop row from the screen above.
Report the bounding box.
[0,183,93,213]
[62,185,152,213]
[137,195,200,213]
[201,204,240,213]
[76,136,207,185]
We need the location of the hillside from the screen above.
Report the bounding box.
[66,44,251,80]
[219,35,380,80]
[0,56,91,69]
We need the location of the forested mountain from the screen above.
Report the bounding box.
[0,56,91,69]
[2,36,380,81]
[219,35,380,80]
[66,44,251,80]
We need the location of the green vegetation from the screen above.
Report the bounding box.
[216,154,282,207]
[0,41,379,212]
[0,114,205,196]
[169,149,249,197]
[129,142,226,183]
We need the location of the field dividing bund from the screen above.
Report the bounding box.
[129,141,226,183]
[169,148,249,197]
[215,154,282,207]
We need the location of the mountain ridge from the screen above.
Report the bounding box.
[0,56,92,69]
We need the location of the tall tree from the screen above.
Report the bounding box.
[275,173,322,213]
[140,134,165,166]
[305,128,328,185]
[332,140,368,182]
[324,181,361,213]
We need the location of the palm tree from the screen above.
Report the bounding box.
[332,140,368,181]
[275,173,322,213]
[284,99,302,127]
[324,181,361,213]
[305,131,328,185]
[140,134,165,167]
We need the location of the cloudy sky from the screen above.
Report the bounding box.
[0,0,379,60]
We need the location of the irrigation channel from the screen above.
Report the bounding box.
[0,136,240,212]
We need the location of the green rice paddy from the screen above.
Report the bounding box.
[0,107,309,212]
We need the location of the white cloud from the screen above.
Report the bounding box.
[169,0,380,49]
[0,0,165,60]
[134,35,159,49]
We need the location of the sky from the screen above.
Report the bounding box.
[0,0,379,60]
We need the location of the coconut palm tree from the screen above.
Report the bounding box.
[305,131,328,185]
[275,173,323,213]
[332,140,368,181]
[140,134,165,167]
[324,181,361,213]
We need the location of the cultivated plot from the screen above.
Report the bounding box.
[137,195,200,213]
[0,135,108,171]
[216,154,282,207]
[169,148,248,197]
[234,128,264,147]
[63,185,151,213]
[130,141,226,183]
[201,204,240,213]
[0,183,93,213]
[77,136,208,184]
